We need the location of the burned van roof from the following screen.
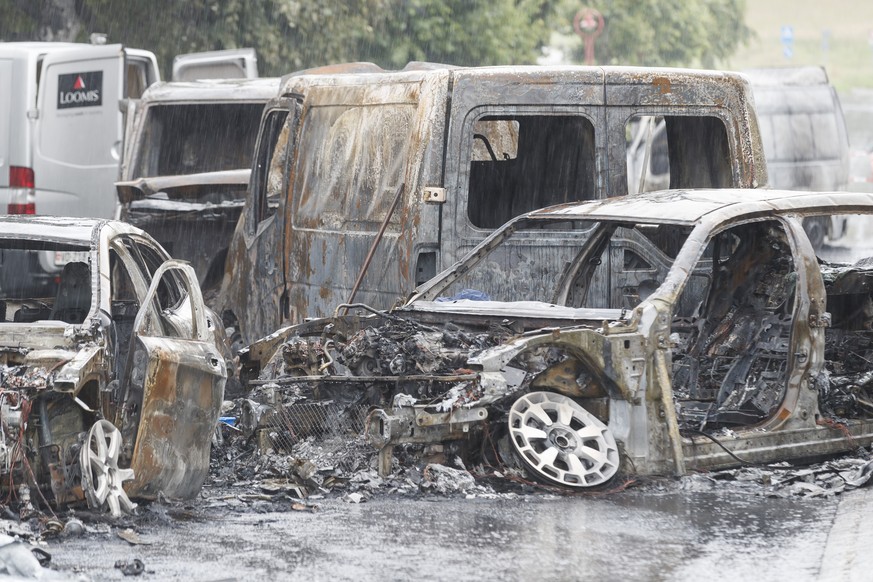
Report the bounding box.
[529,189,873,226]
[140,77,280,103]
[278,62,752,96]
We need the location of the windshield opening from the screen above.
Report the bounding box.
[134,103,263,177]
[0,242,92,324]
[428,218,692,309]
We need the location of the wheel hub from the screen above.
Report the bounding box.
[80,419,136,517]
[549,427,577,451]
[508,391,619,488]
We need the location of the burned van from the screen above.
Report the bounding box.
[220,63,768,344]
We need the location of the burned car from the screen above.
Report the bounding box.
[0,217,226,515]
[240,189,873,489]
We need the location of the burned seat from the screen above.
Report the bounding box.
[50,261,92,324]
[674,222,795,427]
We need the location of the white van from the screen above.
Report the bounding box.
[745,67,849,192]
[0,42,159,219]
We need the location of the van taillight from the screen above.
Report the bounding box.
[9,166,34,189]
[8,203,35,214]
[8,166,36,214]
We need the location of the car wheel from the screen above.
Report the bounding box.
[508,391,619,488]
[80,420,136,517]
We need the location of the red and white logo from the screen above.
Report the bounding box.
[58,71,102,109]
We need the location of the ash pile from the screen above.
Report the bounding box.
[210,320,529,500]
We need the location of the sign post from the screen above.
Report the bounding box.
[574,8,605,65]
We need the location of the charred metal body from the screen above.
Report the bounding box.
[241,190,873,488]
[220,63,768,346]
[117,170,250,292]
[117,78,280,295]
[0,217,227,515]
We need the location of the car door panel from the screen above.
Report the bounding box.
[123,261,225,499]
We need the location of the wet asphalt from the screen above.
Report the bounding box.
[42,483,858,582]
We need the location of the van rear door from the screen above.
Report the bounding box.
[33,44,125,218]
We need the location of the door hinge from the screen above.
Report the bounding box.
[422,187,446,204]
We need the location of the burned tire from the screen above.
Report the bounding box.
[508,391,619,488]
[802,217,828,250]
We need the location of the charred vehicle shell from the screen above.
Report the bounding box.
[0,217,227,515]
[117,78,280,294]
[241,190,873,488]
[221,63,768,346]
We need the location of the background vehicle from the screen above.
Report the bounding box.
[0,41,159,219]
[172,48,258,81]
[116,77,280,293]
[745,66,851,246]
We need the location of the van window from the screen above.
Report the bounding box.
[626,115,732,194]
[248,108,290,231]
[134,103,263,177]
[467,115,597,229]
[125,61,149,99]
[294,104,414,230]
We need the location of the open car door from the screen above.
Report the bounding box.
[122,261,226,500]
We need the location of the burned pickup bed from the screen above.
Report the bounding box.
[239,189,873,490]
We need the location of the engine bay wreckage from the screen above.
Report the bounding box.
[239,189,873,489]
[0,217,226,517]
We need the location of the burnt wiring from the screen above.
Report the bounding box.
[0,398,58,519]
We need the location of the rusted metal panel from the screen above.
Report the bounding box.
[127,338,224,499]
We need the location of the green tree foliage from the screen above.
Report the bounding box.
[563,0,752,67]
[1,0,557,75]
[1,1,750,73]
[365,0,555,67]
